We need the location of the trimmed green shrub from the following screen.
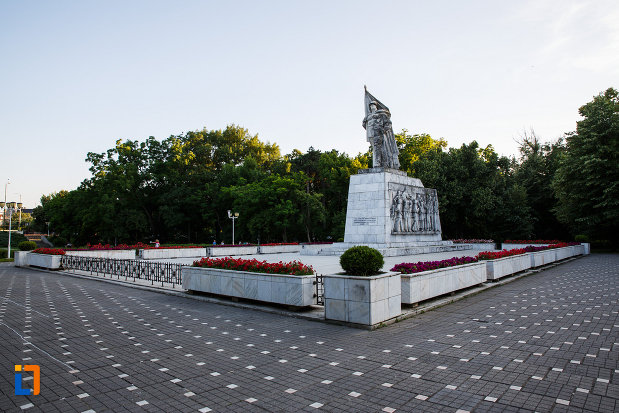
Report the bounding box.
[18,241,37,251]
[574,234,589,242]
[49,235,68,247]
[0,249,7,259]
[340,246,384,276]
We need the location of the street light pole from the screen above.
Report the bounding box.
[2,179,9,229]
[3,202,21,259]
[227,210,239,245]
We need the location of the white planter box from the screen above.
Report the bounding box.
[530,249,556,268]
[258,245,302,254]
[485,254,532,280]
[582,243,590,255]
[182,267,315,307]
[27,253,62,270]
[208,246,259,256]
[400,262,486,304]
[555,246,573,261]
[139,248,207,260]
[65,250,136,259]
[572,245,585,256]
[324,272,401,326]
[14,251,30,267]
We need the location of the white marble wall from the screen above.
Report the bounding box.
[208,246,259,256]
[555,247,574,261]
[400,262,486,304]
[27,253,62,270]
[258,245,302,254]
[139,248,207,260]
[182,267,315,306]
[65,250,137,259]
[324,272,401,325]
[486,254,532,280]
[530,250,556,268]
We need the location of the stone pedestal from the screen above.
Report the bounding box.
[324,272,401,326]
[344,168,442,246]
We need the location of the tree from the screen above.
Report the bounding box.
[554,88,619,241]
[514,130,569,239]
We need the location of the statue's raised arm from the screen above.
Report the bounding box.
[363,87,400,170]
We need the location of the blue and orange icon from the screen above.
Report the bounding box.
[14,365,40,396]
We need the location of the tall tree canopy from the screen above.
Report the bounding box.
[553,88,619,241]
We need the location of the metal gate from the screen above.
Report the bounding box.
[314,273,324,305]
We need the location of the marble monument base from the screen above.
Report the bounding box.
[302,168,459,257]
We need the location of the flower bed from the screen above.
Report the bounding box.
[476,248,528,260]
[66,243,148,251]
[32,248,66,255]
[193,257,313,276]
[391,256,478,274]
[183,259,316,307]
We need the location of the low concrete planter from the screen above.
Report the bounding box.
[555,246,574,261]
[582,243,590,255]
[572,244,585,256]
[324,272,401,326]
[139,248,207,260]
[27,253,62,270]
[208,246,259,256]
[65,250,136,259]
[400,262,486,304]
[485,254,532,281]
[530,249,556,268]
[182,267,315,307]
[14,251,30,267]
[258,245,302,254]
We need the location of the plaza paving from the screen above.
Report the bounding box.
[0,254,618,412]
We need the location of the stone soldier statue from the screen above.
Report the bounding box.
[404,193,413,232]
[412,194,420,232]
[363,86,400,170]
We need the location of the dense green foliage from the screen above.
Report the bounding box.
[553,88,619,242]
[32,88,617,246]
[18,241,37,251]
[340,246,384,276]
[0,232,28,246]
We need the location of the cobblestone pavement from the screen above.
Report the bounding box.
[0,254,617,412]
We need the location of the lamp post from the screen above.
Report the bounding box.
[46,222,50,237]
[227,210,239,245]
[2,179,9,230]
[1,201,23,259]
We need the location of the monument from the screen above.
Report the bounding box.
[304,87,461,256]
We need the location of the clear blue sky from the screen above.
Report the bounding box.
[1,0,618,208]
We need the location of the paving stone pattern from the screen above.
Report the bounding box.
[0,254,618,412]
